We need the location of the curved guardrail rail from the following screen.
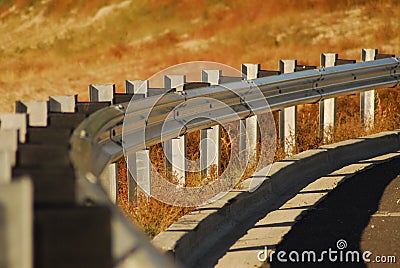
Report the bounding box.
[69,56,400,265]
[71,57,400,177]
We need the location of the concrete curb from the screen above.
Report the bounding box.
[152,130,400,267]
[216,151,400,267]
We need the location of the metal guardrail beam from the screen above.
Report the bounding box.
[69,56,400,266]
[71,56,400,174]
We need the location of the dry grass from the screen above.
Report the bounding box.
[117,158,193,237]
[0,0,399,111]
[1,0,400,236]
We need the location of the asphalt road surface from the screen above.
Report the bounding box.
[268,157,400,268]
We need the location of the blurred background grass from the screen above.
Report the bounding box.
[0,0,399,111]
[2,0,400,236]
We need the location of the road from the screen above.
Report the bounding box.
[268,157,400,267]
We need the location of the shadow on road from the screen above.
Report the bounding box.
[269,157,400,268]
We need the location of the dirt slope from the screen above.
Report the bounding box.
[0,0,399,112]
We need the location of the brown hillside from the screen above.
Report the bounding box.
[0,0,398,112]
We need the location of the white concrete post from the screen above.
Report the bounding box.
[319,53,337,141]
[16,100,47,127]
[109,163,118,203]
[125,80,151,200]
[245,115,258,158]
[89,84,115,102]
[239,119,247,157]
[202,70,221,85]
[127,153,137,202]
[135,149,151,196]
[0,178,33,268]
[163,75,187,184]
[279,60,297,155]
[200,126,220,177]
[241,64,260,158]
[48,95,76,113]
[126,80,149,96]
[99,163,118,204]
[361,49,377,130]
[242,63,260,80]
[0,129,18,167]
[200,71,222,177]
[165,137,186,185]
[164,75,186,94]
[0,113,27,143]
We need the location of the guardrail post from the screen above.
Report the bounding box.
[89,84,121,201]
[135,149,151,196]
[319,53,337,141]
[16,100,48,127]
[127,154,137,202]
[164,75,186,93]
[241,64,260,158]
[48,95,77,113]
[279,60,297,155]
[126,80,148,97]
[165,137,186,185]
[242,64,260,80]
[202,70,221,85]
[361,48,377,130]
[0,177,33,268]
[125,80,151,199]
[89,84,115,102]
[163,75,187,184]
[99,163,118,204]
[127,150,152,201]
[200,70,222,177]
[0,113,27,143]
[200,126,220,177]
[0,129,18,168]
[109,163,118,203]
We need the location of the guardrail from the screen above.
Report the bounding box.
[68,51,399,265]
[0,49,399,267]
[70,50,400,266]
[71,55,400,189]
